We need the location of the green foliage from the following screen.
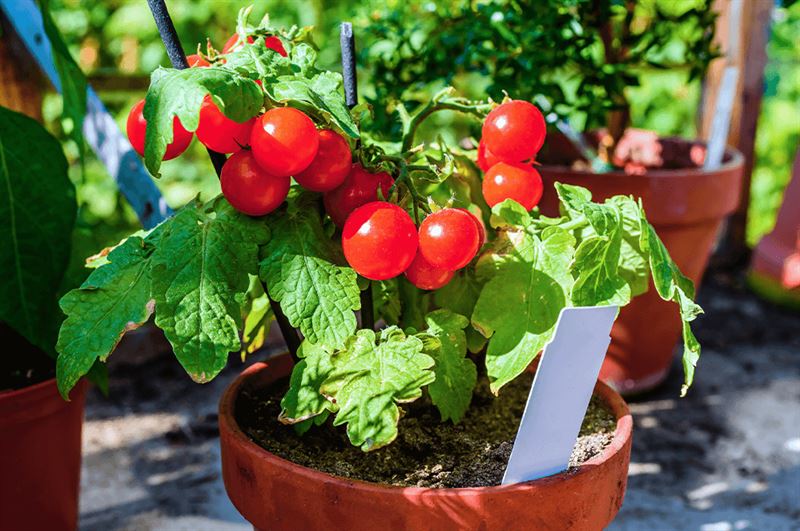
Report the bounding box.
[0,106,77,355]
[424,310,477,423]
[361,0,719,135]
[152,199,269,383]
[319,327,435,450]
[259,193,360,350]
[57,235,156,397]
[280,341,336,427]
[143,66,262,176]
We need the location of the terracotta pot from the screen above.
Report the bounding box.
[219,353,633,531]
[749,147,800,308]
[538,136,744,393]
[0,378,87,531]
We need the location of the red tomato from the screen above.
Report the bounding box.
[196,95,255,154]
[323,163,395,227]
[418,208,480,271]
[294,129,352,192]
[342,202,418,280]
[186,54,210,67]
[126,99,193,161]
[477,139,501,172]
[458,208,486,249]
[482,100,546,163]
[250,107,319,178]
[482,162,543,210]
[404,251,454,290]
[221,150,290,216]
[222,33,287,57]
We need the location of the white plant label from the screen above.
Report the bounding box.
[502,305,618,485]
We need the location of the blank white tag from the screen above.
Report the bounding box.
[502,305,617,485]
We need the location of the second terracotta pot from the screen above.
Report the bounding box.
[538,138,744,393]
[219,353,633,531]
[0,377,87,531]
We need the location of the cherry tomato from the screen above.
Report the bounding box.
[186,54,210,67]
[404,251,454,290]
[482,100,546,163]
[126,99,193,161]
[294,129,352,192]
[250,107,319,178]
[458,208,486,249]
[482,162,543,211]
[222,33,287,57]
[418,208,480,271]
[342,202,418,280]
[323,163,395,227]
[221,149,290,216]
[477,139,501,172]
[196,95,255,154]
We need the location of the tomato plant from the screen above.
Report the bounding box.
[294,129,352,192]
[221,150,290,216]
[323,163,394,227]
[196,95,255,153]
[57,10,703,452]
[126,99,193,160]
[482,162,544,210]
[250,107,319,178]
[418,208,480,271]
[342,201,418,281]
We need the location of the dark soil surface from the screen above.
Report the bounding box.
[236,372,616,488]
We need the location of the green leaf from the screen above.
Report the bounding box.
[640,218,703,396]
[39,0,87,157]
[259,197,359,350]
[433,270,486,353]
[608,196,649,297]
[143,67,262,176]
[320,327,435,451]
[271,70,359,138]
[56,236,154,398]
[472,227,575,393]
[280,341,336,425]
[0,106,76,354]
[240,277,273,359]
[152,199,269,383]
[424,310,477,423]
[490,199,532,229]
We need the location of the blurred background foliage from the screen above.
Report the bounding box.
[41,0,798,261]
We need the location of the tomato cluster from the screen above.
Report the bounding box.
[128,37,548,290]
[126,34,356,217]
[478,100,545,211]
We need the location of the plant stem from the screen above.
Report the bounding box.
[269,298,301,360]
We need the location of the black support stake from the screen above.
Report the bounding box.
[146,0,301,360]
[340,22,374,331]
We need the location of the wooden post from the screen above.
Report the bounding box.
[0,14,43,120]
[701,0,773,265]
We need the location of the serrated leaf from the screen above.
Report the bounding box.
[640,218,703,396]
[280,341,336,425]
[424,310,477,423]
[56,236,154,398]
[240,279,273,358]
[143,67,262,176]
[490,199,532,229]
[320,327,435,451]
[271,69,359,138]
[0,106,76,355]
[433,270,486,353]
[152,200,269,383]
[259,198,359,350]
[472,227,575,393]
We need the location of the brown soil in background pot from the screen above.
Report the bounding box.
[236,370,615,488]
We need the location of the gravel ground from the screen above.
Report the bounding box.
[79,270,800,530]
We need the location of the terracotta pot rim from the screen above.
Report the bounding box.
[539,144,744,179]
[219,354,633,496]
[0,375,57,399]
